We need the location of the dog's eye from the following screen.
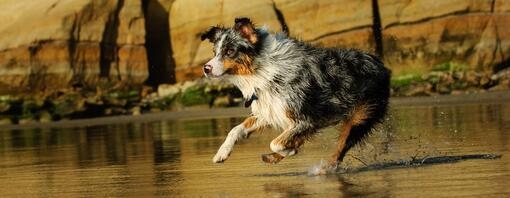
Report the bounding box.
[226,49,235,56]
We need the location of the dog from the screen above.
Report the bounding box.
[200,17,391,167]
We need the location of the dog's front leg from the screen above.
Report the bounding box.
[213,116,263,163]
[262,123,312,164]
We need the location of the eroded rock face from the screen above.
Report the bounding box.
[379,0,493,27]
[380,0,510,75]
[116,0,149,85]
[0,0,509,91]
[0,0,148,94]
[171,0,510,81]
[273,0,374,50]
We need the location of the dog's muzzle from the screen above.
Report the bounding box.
[203,64,212,75]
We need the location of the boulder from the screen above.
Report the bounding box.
[158,84,180,98]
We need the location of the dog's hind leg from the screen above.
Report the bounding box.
[262,123,313,164]
[329,104,372,166]
[213,116,265,163]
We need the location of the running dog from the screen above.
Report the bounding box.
[201,18,391,167]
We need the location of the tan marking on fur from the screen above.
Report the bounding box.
[287,137,306,149]
[268,110,309,154]
[242,116,263,137]
[285,109,296,123]
[329,103,372,166]
[271,133,288,151]
[350,104,371,125]
[285,110,308,149]
[262,152,285,164]
[242,116,257,128]
[262,153,285,164]
[263,110,311,164]
[271,128,307,152]
[273,136,305,150]
[329,121,353,166]
[223,54,254,75]
[239,26,258,44]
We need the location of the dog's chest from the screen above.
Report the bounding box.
[250,91,291,130]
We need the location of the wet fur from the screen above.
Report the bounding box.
[202,18,391,167]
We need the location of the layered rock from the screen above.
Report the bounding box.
[1,0,510,91]
[273,0,375,50]
[380,0,510,75]
[116,0,148,85]
[0,0,148,94]
[89,0,510,91]
[170,0,510,81]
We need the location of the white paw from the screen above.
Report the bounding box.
[212,145,232,163]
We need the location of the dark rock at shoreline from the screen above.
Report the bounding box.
[0,68,509,125]
[391,69,508,97]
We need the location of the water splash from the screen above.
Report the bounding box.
[307,159,352,176]
[307,159,330,176]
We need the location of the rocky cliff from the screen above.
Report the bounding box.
[171,0,510,81]
[380,0,510,75]
[0,0,148,94]
[0,0,509,93]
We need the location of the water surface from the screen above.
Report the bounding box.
[1,95,509,197]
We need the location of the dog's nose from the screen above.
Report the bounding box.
[204,64,212,74]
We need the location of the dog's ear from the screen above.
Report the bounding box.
[201,26,222,43]
[234,17,258,44]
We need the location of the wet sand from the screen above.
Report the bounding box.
[0,91,509,197]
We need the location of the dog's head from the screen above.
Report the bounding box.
[200,17,259,77]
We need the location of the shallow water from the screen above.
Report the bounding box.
[1,97,509,197]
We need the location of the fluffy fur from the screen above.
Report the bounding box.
[201,18,391,167]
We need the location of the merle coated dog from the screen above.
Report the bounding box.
[201,18,391,168]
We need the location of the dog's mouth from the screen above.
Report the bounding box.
[204,68,233,78]
[223,68,233,75]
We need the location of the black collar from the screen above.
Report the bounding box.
[244,94,258,108]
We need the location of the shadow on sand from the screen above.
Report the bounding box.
[255,153,502,177]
